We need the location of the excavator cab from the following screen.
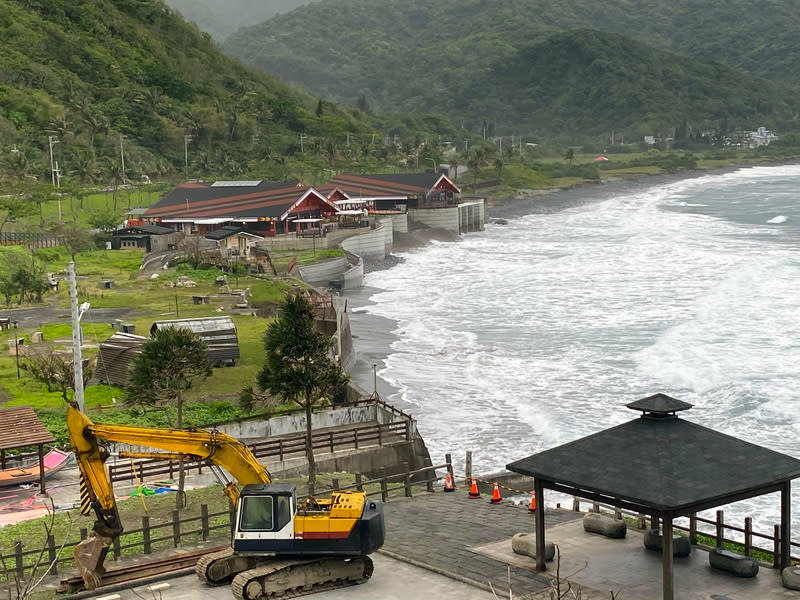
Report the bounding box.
[233,483,385,557]
[234,483,297,552]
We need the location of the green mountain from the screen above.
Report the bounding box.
[223,0,800,140]
[0,0,456,187]
[461,30,797,140]
[164,0,311,42]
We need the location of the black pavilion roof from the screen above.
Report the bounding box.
[507,396,800,514]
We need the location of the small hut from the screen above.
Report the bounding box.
[95,332,149,386]
[150,316,240,366]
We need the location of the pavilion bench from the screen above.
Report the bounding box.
[643,529,691,556]
[511,532,555,561]
[582,513,627,538]
[708,548,758,577]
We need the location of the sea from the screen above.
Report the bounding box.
[344,163,800,539]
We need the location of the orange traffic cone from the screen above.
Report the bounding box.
[528,491,536,513]
[490,482,502,505]
[443,472,455,492]
[468,477,480,499]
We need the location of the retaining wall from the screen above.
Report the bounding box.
[296,255,349,287]
[408,206,460,233]
[271,437,432,480]
[340,221,391,260]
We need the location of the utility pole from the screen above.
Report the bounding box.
[299,133,306,153]
[69,262,88,411]
[49,135,63,221]
[48,135,59,187]
[184,134,193,181]
[119,134,126,183]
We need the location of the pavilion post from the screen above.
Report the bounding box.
[662,514,674,600]
[37,444,46,495]
[781,481,791,569]
[534,478,546,572]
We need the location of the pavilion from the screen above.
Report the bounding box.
[506,393,800,600]
[0,406,57,495]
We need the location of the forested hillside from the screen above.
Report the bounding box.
[164,0,310,42]
[0,0,457,187]
[224,0,800,141]
[460,30,797,141]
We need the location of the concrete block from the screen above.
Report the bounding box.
[709,548,758,577]
[583,512,627,538]
[511,532,555,561]
[643,529,691,557]
[781,566,800,590]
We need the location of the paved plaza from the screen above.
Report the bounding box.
[4,471,797,600]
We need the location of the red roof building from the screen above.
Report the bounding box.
[318,172,461,213]
[142,181,337,236]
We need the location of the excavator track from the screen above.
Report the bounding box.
[230,556,374,600]
[196,547,258,585]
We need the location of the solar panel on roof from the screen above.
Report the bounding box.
[210,181,262,187]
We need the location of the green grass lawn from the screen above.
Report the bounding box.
[0,244,321,443]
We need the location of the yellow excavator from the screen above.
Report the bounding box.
[66,403,384,599]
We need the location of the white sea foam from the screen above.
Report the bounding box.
[358,165,800,536]
[768,215,788,224]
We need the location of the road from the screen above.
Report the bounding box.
[76,553,496,600]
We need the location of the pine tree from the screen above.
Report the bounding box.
[257,293,348,489]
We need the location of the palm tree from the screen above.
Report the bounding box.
[449,158,459,182]
[103,158,124,212]
[1,149,33,180]
[71,150,101,186]
[494,158,504,183]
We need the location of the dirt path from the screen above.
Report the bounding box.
[1,303,143,331]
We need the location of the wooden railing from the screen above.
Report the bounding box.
[108,420,411,484]
[0,503,234,584]
[572,497,799,568]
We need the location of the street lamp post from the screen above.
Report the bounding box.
[11,321,20,379]
[427,158,437,172]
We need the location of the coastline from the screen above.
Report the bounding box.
[343,160,800,428]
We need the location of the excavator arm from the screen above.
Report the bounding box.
[66,402,271,588]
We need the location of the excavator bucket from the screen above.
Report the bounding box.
[73,534,111,590]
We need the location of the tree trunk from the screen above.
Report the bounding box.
[304,390,316,491]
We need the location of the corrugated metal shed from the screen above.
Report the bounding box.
[150,316,240,366]
[0,406,55,451]
[95,332,149,387]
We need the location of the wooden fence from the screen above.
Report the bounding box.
[0,462,446,584]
